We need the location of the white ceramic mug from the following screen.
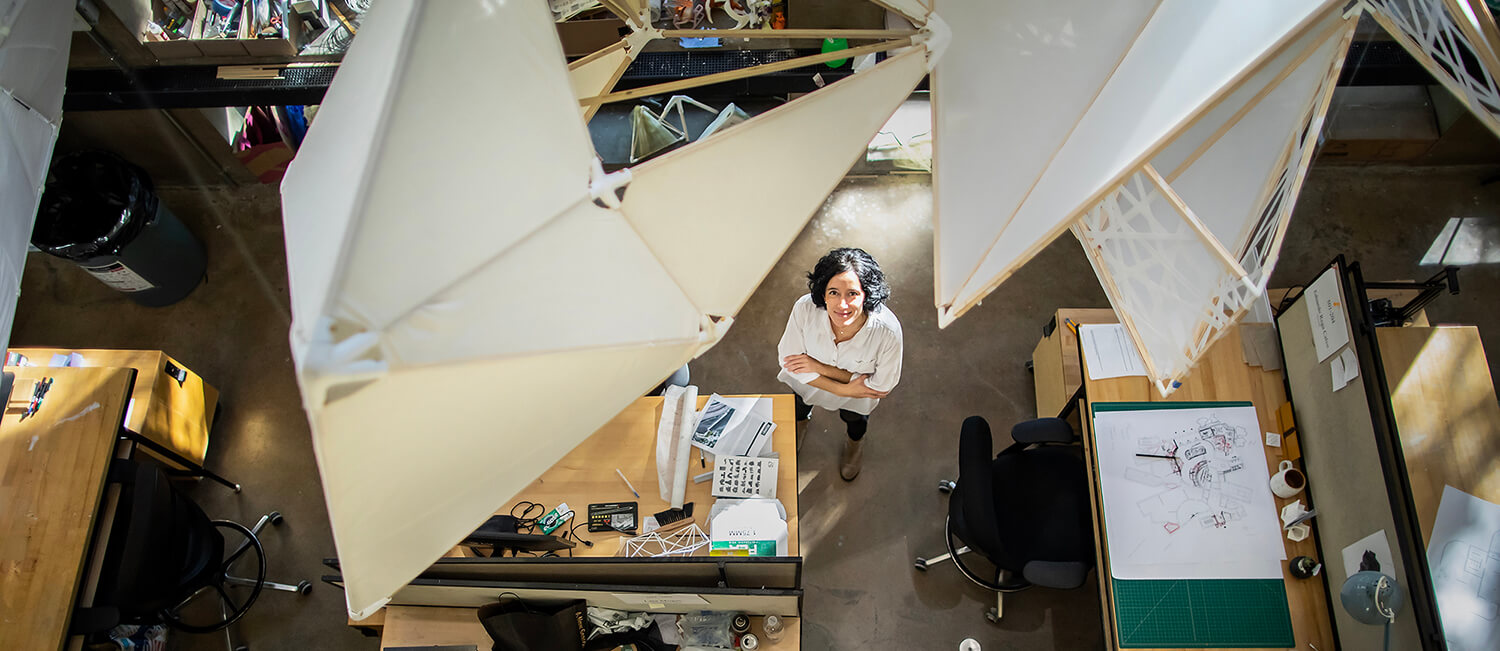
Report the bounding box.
[1270,460,1306,498]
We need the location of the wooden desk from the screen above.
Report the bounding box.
[1029,308,1117,418]
[1073,326,1335,651]
[0,367,133,651]
[7,348,219,467]
[491,394,798,557]
[370,394,801,648]
[1376,325,1500,544]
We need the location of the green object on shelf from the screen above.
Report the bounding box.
[1113,579,1294,648]
[821,37,849,68]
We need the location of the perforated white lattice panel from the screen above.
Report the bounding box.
[1364,0,1500,137]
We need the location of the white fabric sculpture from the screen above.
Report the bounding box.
[280,0,942,618]
[932,0,1357,395]
[0,0,72,352]
[1362,0,1500,139]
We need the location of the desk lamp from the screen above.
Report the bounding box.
[1340,551,1405,651]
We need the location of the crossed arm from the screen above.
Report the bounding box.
[781,354,889,399]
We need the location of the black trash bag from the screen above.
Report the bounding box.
[477,597,587,651]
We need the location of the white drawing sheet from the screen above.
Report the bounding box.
[690,394,776,458]
[1094,403,1286,580]
[1079,324,1148,380]
[1427,485,1500,651]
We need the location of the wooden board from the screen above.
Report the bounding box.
[1377,326,1500,543]
[1079,326,1335,651]
[0,367,133,651]
[1031,308,1118,418]
[7,348,219,467]
[488,394,798,558]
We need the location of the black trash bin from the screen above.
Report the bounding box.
[33,151,206,307]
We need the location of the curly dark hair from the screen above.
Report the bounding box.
[806,248,891,312]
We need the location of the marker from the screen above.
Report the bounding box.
[615,468,640,498]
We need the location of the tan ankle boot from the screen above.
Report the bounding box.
[796,419,808,451]
[840,437,863,481]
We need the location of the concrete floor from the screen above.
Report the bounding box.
[12,164,1500,650]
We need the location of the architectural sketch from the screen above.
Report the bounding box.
[1428,486,1500,650]
[1128,416,1256,536]
[1095,404,1285,580]
[1434,531,1500,621]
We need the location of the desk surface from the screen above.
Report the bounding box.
[490,393,798,557]
[1077,326,1334,651]
[1377,325,1500,544]
[378,394,801,648]
[0,366,133,651]
[7,348,218,466]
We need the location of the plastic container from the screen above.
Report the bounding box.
[33,151,205,306]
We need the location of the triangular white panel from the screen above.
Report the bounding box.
[380,201,701,365]
[1364,0,1500,138]
[281,0,418,355]
[934,0,1341,326]
[324,0,596,331]
[931,0,1159,312]
[619,48,929,318]
[316,341,698,619]
[1157,14,1350,249]
[282,0,943,618]
[0,0,73,352]
[1074,16,1354,393]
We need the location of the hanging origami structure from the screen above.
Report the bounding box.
[281,0,943,618]
[932,0,1358,395]
[1362,0,1500,139]
[0,0,72,351]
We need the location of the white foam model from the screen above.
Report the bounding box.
[1362,0,1500,138]
[932,0,1353,394]
[0,0,72,352]
[281,0,938,618]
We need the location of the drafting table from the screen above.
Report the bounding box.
[344,394,802,649]
[1277,257,1500,650]
[1073,323,1335,650]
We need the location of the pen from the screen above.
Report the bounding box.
[615,468,640,498]
[1135,453,1176,459]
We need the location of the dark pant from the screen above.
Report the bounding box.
[794,394,868,441]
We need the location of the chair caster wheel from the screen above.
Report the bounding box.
[985,608,1000,624]
[938,480,956,494]
[297,580,312,595]
[269,511,284,526]
[1025,360,1034,372]
[914,558,928,571]
[235,646,249,651]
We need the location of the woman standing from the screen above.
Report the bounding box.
[777,248,903,481]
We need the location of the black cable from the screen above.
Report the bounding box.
[1278,284,1307,314]
[510,501,544,534]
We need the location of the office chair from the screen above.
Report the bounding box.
[914,416,1095,622]
[72,459,310,651]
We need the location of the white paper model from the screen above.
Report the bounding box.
[279,0,944,617]
[0,0,73,353]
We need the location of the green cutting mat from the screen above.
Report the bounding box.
[1113,579,1293,648]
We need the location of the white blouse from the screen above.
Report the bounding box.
[776,293,903,416]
